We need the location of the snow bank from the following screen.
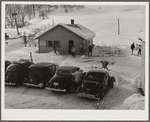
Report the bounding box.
[121,93,145,110]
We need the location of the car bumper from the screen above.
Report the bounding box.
[77,92,99,100]
[5,82,16,85]
[46,87,66,92]
[23,83,43,88]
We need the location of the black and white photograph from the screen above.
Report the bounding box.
[1,1,149,121]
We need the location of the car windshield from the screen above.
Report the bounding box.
[56,69,71,76]
[84,73,105,82]
[7,66,17,72]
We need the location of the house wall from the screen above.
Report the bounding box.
[39,25,84,54]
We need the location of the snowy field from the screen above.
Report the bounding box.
[3,4,147,120]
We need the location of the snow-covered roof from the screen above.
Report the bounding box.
[35,23,96,40]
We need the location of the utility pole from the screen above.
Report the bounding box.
[118,18,120,35]
[30,52,33,63]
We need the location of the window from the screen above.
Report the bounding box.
[8,66,17,71]
[54,41,61,48]
[46,41,53,47]
[84,73,105,82]
[56,69,71,76]
[46,41,61,48]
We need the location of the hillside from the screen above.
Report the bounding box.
[5,5,145,46]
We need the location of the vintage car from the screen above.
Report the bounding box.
[76,69,115,100]
[5,60,11,71]
[46,66,81,93]
[5,33,9,40]
[5,59,33,85]
[23,63,59,88]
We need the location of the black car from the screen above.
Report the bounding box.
[5,33,9,40]
[23,63,59,88]
[5,59,33,85]
[76,69,115,100]
[5,60,11,71]
[46,66,81,93]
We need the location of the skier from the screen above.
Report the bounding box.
[130,42,135,55]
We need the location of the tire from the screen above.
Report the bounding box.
[99,86,105,100]
[110,81,114,88]
[29,75,37,84]
[39,83,44,89]
[23,74,28,83]
[110,78,115,88]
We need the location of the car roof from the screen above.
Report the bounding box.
[58,66,80,70]
[29,62,55,68]
[13,59,31,65]
[87,69,108,74]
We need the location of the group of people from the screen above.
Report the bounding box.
[131,42,142,56]
[70,43,94,58]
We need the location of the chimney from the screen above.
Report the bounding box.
[71,19,74,25]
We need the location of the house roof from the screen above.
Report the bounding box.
[35,23,96,40]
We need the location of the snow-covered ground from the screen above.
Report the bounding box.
[3,5,147,120]
[5,44,144,109]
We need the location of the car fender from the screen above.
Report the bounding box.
[95,81,105,95]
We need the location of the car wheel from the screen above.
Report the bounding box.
[23,74,28,83]
[29,75,37,84]
[99,86,105,100]
[39,83,44,89]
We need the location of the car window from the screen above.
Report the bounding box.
[7,66,17,71]
[56,69,71,76]
[84,73,105,82]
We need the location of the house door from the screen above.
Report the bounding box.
[69,40,74,53]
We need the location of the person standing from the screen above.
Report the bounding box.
[71,46,76,58]
[53,42,57,55]
[80,43,83,55]
[88,44,93,57]
[71,69,83,92]
[138,45,142,56]
[131,42,135,55]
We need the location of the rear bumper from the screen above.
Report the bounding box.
[5,82,16,85]
[23,83,43,88]
[46,87,66,92]
[77,92,99,100]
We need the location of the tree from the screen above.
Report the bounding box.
[39,10,47,19]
